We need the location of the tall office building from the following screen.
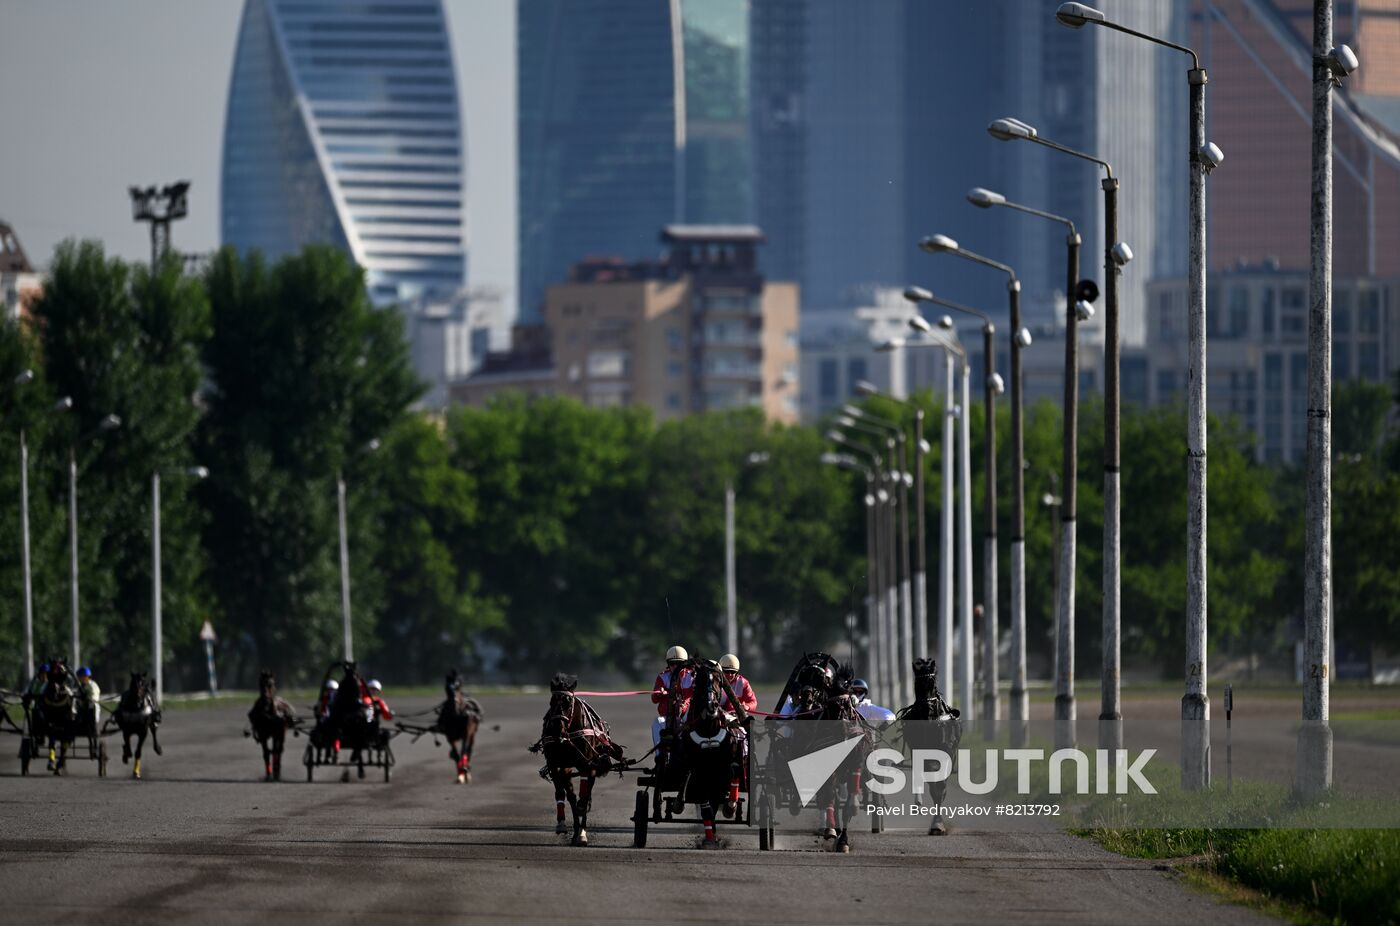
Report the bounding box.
[221,0,467,305]
[518,0,753,323]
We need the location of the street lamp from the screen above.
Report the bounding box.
[916,236,1026,742]
[7,369,38,680]
[1053,0,1220,786]
[725,450,769,656]
[986,116,1127,755]
[966,187,1081,749]
[152,465,208,706]
[823,451,879,687]
[338,437,380,663]
[68,411,121,667]
[827,428,897,706]
[1296,14,1359,798]
[889,302,980,726]
[856,380,935,703]
[843,403,914,706]
[834,417,903,706]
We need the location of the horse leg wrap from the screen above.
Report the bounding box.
[556,800,567,821]
[729,778,740,804]
[702,806,716,841]
[852,769,862,791]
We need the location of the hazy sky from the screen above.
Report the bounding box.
[0,0,518,308]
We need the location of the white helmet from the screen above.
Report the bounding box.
[324,679,339,690]
[719,653,740,673]
[367,679,382,692]
[666,645,688,662]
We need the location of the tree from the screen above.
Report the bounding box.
[197,246,420,684]
[27,242,210,681]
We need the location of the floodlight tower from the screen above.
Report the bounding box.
[129,182,190,269]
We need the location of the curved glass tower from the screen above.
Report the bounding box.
[222,0,466,305]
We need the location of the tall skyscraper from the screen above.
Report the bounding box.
[221,0,467,306]
[518,0,754,323]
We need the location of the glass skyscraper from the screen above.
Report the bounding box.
[517,0,753,322]
[221,0,467,305]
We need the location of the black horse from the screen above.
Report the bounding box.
[38,673,78,774]
[896,658,962,835]
[775,654,872,853]
[111,672,162,779]
[439,670,482,783]
[531,673,625,847]
[679,659,747,848]
[246,670,298,781]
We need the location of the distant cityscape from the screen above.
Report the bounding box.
[4,0,1398,463]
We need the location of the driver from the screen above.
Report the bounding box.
[717,654,758,714]
[365,679,393,723]
[75,667,101,732]
[650,645,694,747]
[851,678,896,728]
[22,663,48,708]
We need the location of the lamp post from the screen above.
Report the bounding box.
[1054,0,1222,786]
[823,452,878,684]
[835,418,902,706]
[338,438,381,663]
[891,300,984,726]
[69,412,122,667]
[1042,478,1063,690]
[856,381,934,686]
[987,115,1129,753]
[152,465,208,707]
[725,451,770,656]
[964,188,1084,748]
[844,404,914,706]
[7,369,38,680]
[915,236,1022,743]
[1298,13,1359,798]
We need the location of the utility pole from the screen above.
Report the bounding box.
[1298,1,1357,797]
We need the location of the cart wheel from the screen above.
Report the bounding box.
[304,744,314,782]
[19,738,30,776]
[97,742,108,778]
[357,762,365,780]
[870,791,885,833]
[758,792,775,851]
[383,759,391,783]
[632,790,649,848]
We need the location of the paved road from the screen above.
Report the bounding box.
[0,692,1278,925]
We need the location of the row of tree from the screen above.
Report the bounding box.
[1,242,1396,688]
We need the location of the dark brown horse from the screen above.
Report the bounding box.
[896,658,962,835]
[111,672,162,779]
[246,670,298,781]
[440,670,482,783]
[531,673,625,846]
[679,659,747,848]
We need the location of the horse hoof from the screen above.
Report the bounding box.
[555,821,568,835]
[122,746,130,764]
[821,827,837,840]
[340,770,350,783]
[463,770,472,784]
[153,744,163,756]
[928,821,948,836]
[838,843,852,854]
[133,771,141,780]
[456,772,466,784]
[701,838,722,850]
[572,830,588,847]
[721,799,737,819]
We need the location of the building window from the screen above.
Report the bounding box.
[586,350,629,378]
[1334,342,1350,380]
[1334,289,1351,334]
[1281,311,1305,337]
[1260,287,1275,337]
[667,392,682,410]
[667,327,683,351]
[819,359,839,401]
[1281,287,1305,310]
[1358,290,1380,334]
[1359,342,1380,381]
[1157,369,1177,401]
[667,361,683,377]
[846,358,868,392]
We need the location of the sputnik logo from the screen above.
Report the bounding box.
[787,735,866,807]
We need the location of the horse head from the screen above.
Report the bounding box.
[689,659,726,734]
[259,670,277,700]
[544,673,578,738]
[912,657,941,702]
[445,669,463,699]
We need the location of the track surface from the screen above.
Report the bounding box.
[0,692,1279,925]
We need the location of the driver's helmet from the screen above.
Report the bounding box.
[324,679,340,691]
[719,653,741,673]
[367,679,382,693]
[38,663,49,674]
[851,678,870,698]
[666,645,688,664]
[77,666,92,678]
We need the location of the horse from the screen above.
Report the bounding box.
[439,670,482,784]
[679,659,747,848]
[531,673,625,847]
[895,658,962,835]
[326,661,376,778]
[38,672,79,774]
[246,670,298,781]
[111,672,162,779]
[776,655,872,853]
